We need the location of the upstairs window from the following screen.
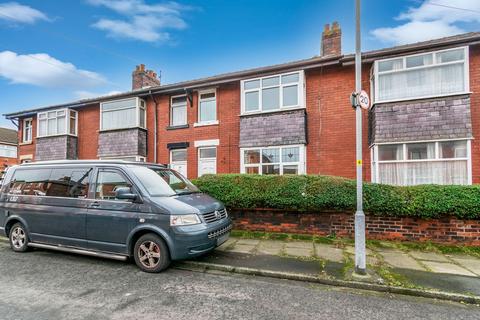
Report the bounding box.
[22,118,32,143]
[38,109,77,137]
[170,95,187,126]
[241,71,304,114]
[101,97,146,131]
[374,47,468,103]
[198,90,217,124]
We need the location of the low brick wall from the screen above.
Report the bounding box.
[230,209,480,245]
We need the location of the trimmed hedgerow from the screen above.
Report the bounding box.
[192,174,480,219]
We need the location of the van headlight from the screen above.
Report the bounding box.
[170,214,201,226]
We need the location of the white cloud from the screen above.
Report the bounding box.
[87,0,191,42]
[0,2,50,24]
[74,90,122,100]
[371,0,480,45]
[0,51,106,88]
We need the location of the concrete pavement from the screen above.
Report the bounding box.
[0,240,478,320]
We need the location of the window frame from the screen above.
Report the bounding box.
[0,144,17,158]
[240,70,305,115]
[37,108,78,138]
[240,144,306,175]
[198,146,217,176]
[195,89,218,126]
[170,94,188,127]
[22,118,33,143]
[99,97,146,131]
[371,138,472,185]
[373,46,470,104]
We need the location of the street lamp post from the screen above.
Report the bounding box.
[354,0,366,275]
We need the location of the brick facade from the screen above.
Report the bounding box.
[12,35,480,185]
[230,209,480,245]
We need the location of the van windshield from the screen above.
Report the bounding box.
[131,166,200,196]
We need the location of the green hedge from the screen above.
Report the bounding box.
[192,174,480,220]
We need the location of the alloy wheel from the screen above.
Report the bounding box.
[11,226,26,249]
[138,241,161,269]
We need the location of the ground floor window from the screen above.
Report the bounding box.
[170,149,187,177]
[241,144,305,175]
[372,139,471,185]
[198,147,217,176]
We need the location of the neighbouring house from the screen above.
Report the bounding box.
[0,127,18,175]
[4,23,480,186]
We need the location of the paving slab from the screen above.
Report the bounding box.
[314,243,344,262]
[378,250,426,271]
[228,244,256,254]
[421,260,476,277]
[408,251,449,262]
[447,256,480,276]
[284,242,314,257]
[215,238,237,251]
[235,239,261,246]
[256,240,284,256]
[344,246,373,256]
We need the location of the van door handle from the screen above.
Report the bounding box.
[89,201,100,208]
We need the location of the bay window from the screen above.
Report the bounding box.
[373,47,468,103]
[241,145,305,175]
[38,109,77,137]
[372,140,471,185]
[241,71,304,114]
[100,97,145,131]
[171,95,187,126]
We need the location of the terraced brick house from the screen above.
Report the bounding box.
[5,24,480,186]
[0,127,18,175]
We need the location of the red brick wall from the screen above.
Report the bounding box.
[469,46,480,183]
[305,64,371,181]
[231,209,480,245]
[77,104,100,159]
[18,115,36,161]
[148,82,240,179]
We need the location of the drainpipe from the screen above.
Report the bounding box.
[149,90,159,163]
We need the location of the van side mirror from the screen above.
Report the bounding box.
[115,187,137,201]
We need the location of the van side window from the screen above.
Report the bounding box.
[95,170,131,201]
[9,169,52,196]
[47,168,92,198]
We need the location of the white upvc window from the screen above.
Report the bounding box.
[241,144,306,175]
[170,149,188,177]
[0,144,17,158]
[170,95,187,126]
[373,47,469,103]
[196,89,217,125]
[241,71,305,114]
[38,109,77,137]
[198,147,217,176]
[100,97,146,131]
[22,118,32,143]
[371,139,472,186]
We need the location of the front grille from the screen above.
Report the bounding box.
[202,208,227,224]
[208,224,232,239]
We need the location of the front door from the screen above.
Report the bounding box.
[170,149,188,177]
[86,168,143,254]
[198,147,217,176]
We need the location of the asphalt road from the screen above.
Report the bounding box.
[0,240,478,320]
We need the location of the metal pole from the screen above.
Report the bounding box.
[354,0,366,275]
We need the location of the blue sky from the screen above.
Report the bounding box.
[0,0,479,128]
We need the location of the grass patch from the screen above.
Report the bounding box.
[374,265,419,289]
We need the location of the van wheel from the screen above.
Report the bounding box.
[133,234,170,273]
[9,223,30,252]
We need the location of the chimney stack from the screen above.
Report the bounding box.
[132,64,161,90]
[321,21,341,56]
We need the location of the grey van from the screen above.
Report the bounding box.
[0,160,232,272]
